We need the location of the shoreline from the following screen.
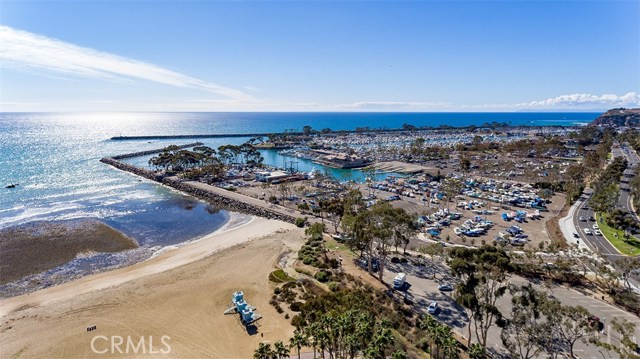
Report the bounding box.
[0,215,295,318]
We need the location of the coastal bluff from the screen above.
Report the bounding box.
[99,157,298,224]
[590,108,640,127]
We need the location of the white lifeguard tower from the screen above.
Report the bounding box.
[223,291,262,325]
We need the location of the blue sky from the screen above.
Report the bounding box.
[0,0,639,112]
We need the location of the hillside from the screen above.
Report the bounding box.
[591,108,640,127]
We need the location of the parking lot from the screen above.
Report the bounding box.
[377,258,640,357]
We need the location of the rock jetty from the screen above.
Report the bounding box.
[99,157,297,224]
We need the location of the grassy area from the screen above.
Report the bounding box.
[595,213,640,256]
[269,269,295,283]
[325,236,353,254]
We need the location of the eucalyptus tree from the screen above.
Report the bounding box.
[418,242,445,279]
[448,245,512,347]
[500,285,553,359]
[616,256,640,290]
[192,145,216,158]
[217,145,234,166]
[545,301,598,358]
[593,317,638,359]
[323,197,345,233]
[442,178,464,211]
[366,203,414,281]
[590,183,619,215]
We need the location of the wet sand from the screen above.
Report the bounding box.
[0,219,138,285]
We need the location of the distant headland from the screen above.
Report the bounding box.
[590,108,640,127]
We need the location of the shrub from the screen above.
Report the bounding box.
[274,287,282,295]
[283,281,298,290]
[290,301,304,312]
[315,270,331,283]
[295,217,306,228]
[391,257,401,264]
[328,258,340,269]
[291,314,304,327]
[328,281,340,292]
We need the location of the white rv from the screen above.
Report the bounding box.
[393,273,407,289]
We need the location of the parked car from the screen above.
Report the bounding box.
[438,284,454,292]
[428,301,439,314]
[356,257,379,272]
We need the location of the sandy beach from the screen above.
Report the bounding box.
[0,215,302,358]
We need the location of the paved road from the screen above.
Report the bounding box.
[615,142,639,223]
[572,190,622,257]
[382,261,640,358]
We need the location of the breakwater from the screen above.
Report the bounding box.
[110,142,203,160]
[99,157,297,224]
[111,134,270,140]
[109,125,571,141]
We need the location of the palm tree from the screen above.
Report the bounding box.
[368,321,395,358]
[468,343,486,359]
[305,323,320,359]
[441,337,459,359]
[315,326,329,359]
[418,315,438,350]
[274,341,290,359]
[432,324,450,359]
[254,343,275,359]
[289,330,307,359]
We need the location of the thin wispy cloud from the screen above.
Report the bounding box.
[454,92,640,112]
[0,26,250,101]
[515,92,640,109]
[335,101,452,110]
